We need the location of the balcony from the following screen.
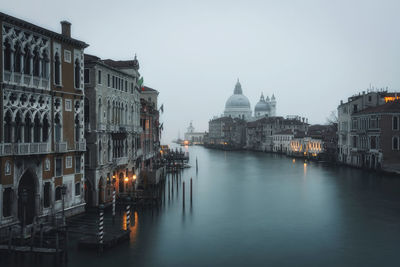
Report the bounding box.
[55,142,68,153]
[75,140,86,151]
[3,71,50,90]
[0,142,50,156]
[113,157,128,166]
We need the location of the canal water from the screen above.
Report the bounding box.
[70,146,400,266]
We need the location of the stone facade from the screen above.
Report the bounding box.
[0,13,88,229]
[83,54,141,206]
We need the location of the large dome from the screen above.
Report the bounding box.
[224,79,252,119]
[225,94,251,109]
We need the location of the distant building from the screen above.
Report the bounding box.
[349,99,400,172]
[337,91,399,167]
[184,122,207,144]
[207,117,246,149]
[272,129,294,153]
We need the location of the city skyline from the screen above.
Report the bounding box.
[3,0,400,142]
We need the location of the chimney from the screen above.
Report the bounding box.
[61,21,71,37]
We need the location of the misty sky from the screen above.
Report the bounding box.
[3,0,400,142]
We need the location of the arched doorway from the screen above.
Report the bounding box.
[18,170,37,225]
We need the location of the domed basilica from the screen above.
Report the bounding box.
[224,80,276,120]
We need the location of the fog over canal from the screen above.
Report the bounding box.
[71,146,400,267]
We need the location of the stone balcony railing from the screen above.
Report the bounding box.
[75,140,86,151]
[113,157,128,166]
[0,142,50,156]
[55,141,68,153]
[3,71,50,90]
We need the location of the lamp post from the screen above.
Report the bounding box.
[61,185,67,226]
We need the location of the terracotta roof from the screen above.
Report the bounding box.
[355,100,400,115]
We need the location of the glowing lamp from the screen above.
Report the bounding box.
[124,177,129,182]
[132,174,137,180]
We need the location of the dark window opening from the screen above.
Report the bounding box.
[2,188,13,217]
[55,158,62,177]
[75,59,81,88]
[54,53,60,85]
[55,186,62,201]
[43,182,50,208]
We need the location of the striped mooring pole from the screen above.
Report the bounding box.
[98,204,104,253]
[126,198,131,230]
[112,189,116,225]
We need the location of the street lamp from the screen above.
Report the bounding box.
[61,185,67,226]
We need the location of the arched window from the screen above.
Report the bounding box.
[75,114,80,142]
[33,48,40,76]
[54,52,61,85]
[41,50,49,78]
[74,59,80,89]
[108,140,111,161]
[4,41,11,71]
[24,46,31,75]
[393,136,399,150]
[24,113,32,143]
[34,113,41,142]
[4,111,12,143]
[107,101,111,123]
[14,43,22,73]
[393,116,399,130]
[15,112,22,143]
[42,114,49,142]
[55,113,61,142]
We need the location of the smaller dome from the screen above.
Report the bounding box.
[255,93,269,112]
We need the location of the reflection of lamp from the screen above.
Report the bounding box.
[132,174,137,180]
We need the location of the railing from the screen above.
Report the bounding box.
[75,140,86,151]
[2,71,50,90]
[113,157,128,166]
[55,141,68,153]
[0,142,50,156]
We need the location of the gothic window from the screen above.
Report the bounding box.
[43,182,50,208]
[2,188,13,217]
[54,52,61,85]
[43,114,49,142]
[74,58,80,89]
[24,46,31,75]
[4,111,12,143]
[98,99,102,123]
[55,158,62,177]
[99,140,102,163]
[107,101,111,123]
[33,48,40,77]
[3,40,11,71]
[108,140,111,161]
[14,43,22,73]
[24,113,32,143]
[15,112,22,143]
[34,113,41,142]
[55,113,61,142]
[41,50,49,78]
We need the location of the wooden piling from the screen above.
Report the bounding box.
[183,181,185,208]
[190,178,193,204]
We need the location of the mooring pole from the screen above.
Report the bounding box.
[98,204,104,254]
[126,199,131,230]
[112,189,116,225]
[168,179,170,201]
[183,181,185,208]
[190,178,193,204]
[196,157,198,173]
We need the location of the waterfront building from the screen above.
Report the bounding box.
[139,86,163,186]
[246,116,308,151]
[83,54,141,206]
[0,13,88,228]
[207,117,246,149]
[184,122,207,144]
[349,99,400,171]
[272,129,294,153]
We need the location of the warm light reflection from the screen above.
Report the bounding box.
[292,159,295,163]
[124,177,129,182]
[132,174,137,180]
[385,96,400,103]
